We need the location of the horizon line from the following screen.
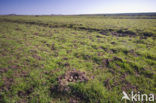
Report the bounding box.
[0,12,156,16]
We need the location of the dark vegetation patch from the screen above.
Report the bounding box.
[17,86,34,98]
[14,70,29,78]
[45,42,56,50]
[0,67,8,74]
[124,49,139,57]
[116,29,136,37]
[1,76,14,91]
[32,54,42,60]
[100,47,121,54]
[143,32,154,37]
[10,65,21,70]
[104,74,137,91]
[97,56,123,68]
[57,62,70,68]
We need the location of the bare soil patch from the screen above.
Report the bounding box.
[51,69,89,93]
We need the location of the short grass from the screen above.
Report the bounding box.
[0,15,156,103]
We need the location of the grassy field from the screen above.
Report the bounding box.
[0,15,156,103]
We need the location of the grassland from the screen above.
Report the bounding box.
[0,15,156,103]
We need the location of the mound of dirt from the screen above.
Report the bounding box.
[52,69,89,93]
[58,69,89,83]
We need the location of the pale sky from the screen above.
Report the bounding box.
[0,0,155,15]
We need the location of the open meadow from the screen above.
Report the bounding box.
[0,15,156,103]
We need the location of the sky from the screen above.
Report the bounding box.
[0,0,156,15]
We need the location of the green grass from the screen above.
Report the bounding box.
[0,15,156,103]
